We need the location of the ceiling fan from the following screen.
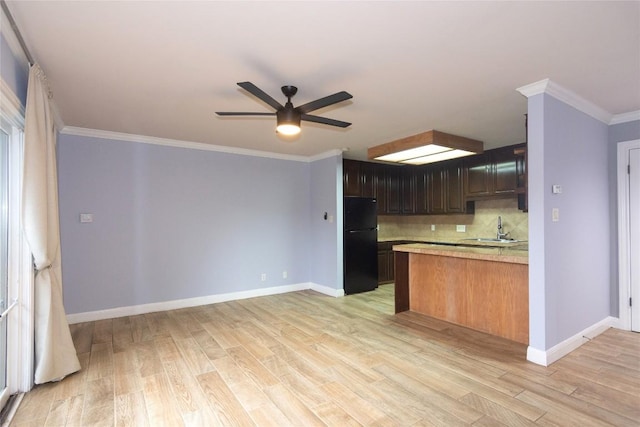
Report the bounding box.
[216,82,353,135]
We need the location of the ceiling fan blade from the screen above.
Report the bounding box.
[301,114,351,128]
[237,82,284,111]
[296,91,353,114]
[216,112,276,116]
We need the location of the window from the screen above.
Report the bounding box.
[0,89,33,412]
[1,125,9,408]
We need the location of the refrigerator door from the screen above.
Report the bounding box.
[344,228,378,294]
[344,197,377,231]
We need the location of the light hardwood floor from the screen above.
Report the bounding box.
[10,284,640,426]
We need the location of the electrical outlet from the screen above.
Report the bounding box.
[79,213,93,223]
[552,208,560,222]
[282,271,288,279]
[456,225,466,233]
[431,224,436,231]
[261,273,267,281]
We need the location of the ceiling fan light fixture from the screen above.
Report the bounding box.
[276,108,301,135]
[216,82,352,135]
[368,130,483,164]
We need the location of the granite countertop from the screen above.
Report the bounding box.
[379,236,528,249]
[392,243,529,265]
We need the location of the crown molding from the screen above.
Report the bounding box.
[59,126,341,163]
[610,110,640,125]
[516,78,613,124]
[308,149,344,162]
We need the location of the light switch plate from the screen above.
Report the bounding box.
[552,208,560,222]
[552,184,563,194]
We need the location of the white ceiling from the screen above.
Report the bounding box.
[5,1,640,160]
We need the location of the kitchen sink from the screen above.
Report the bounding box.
[466,238,525,243]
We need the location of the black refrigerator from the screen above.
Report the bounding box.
[344,197,378,295]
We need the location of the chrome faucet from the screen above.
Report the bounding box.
[497,216,509,240]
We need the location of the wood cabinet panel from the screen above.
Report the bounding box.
[378,250,390,283]
[464,154,492,198]
[343,160,361,197]
[360,162,377,198]
[427,160,465,214]
[446,163,465,213]
[378,241,399,284]
[463,146,520,201]
[374,165,388,215]
[514,144,528,212]
[394,252,410,313]
[386,167,402,215]
[401,168,416,214]
[428,166,446,214]
[414,168,429,214]
[492,147,518,195]
[407,253,529,344]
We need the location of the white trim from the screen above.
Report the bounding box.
[610,110,640,125]
[59,126,332,163]
[7,126,33,393]
[14,234,33,393]
[0,78,24,128]
[67,282,344,324]
[308,149,344,162]
[526,316,615,366]
[516,78,612,124]
[310,282,345,297]
[617,139,640,331]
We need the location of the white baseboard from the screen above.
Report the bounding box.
[609,316,626,330]
[526,316,616,366]
[310,283,345,297]
[67,282,343,324]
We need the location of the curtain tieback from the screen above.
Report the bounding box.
[36,264,53,273]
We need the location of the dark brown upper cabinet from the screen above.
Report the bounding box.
[414,167,429,214]
[514,144,528,212]
[492,147,519,195]
[401,168,416,214]
[344,145,525,216]
[343,159,361,197]
[427,160,466,214]
[463,153,492,198]
[385,166,402,215]
[463,146,520,200]
[342,159,398,215]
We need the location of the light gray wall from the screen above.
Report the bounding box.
[0,32,29,106]
[58,134,314,314]
[309,154,343,290]
[528,93,611,351]
[608,120,640,315]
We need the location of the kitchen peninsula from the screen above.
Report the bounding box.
[393,243,529,344]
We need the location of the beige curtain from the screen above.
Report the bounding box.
[23,64,80,384]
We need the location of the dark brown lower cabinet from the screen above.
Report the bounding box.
[378,241,402,284]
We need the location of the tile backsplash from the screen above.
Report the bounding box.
[378,198,528,241]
